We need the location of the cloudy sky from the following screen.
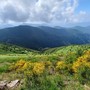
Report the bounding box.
[0,0,90,26]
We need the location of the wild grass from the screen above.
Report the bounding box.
[0,44,90,90]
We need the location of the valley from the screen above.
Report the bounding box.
[0,25,90,90]
[0,0,90,89]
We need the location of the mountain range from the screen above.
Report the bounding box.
[0,25,90,50]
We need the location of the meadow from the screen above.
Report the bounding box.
[0,44,90,90]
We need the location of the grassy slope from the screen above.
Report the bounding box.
[1,43,90,55]
[0,43,39,74]
[1,44,90,64]
[0,44,90,90]
[0,43,39,54]
[44,44,90,55]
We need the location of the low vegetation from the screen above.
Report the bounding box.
[0,44,90,90]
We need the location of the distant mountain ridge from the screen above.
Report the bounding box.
[73,26,90,34]
[0,25,90,50]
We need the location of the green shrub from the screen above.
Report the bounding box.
[24,74,64,90]
[77,66,90,84]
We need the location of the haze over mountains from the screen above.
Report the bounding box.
[0,25,90,50]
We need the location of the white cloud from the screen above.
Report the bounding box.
[0,0,89,25]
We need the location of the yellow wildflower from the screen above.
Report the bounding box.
[33,62,45,75]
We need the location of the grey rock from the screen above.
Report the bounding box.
[7,80,20,88]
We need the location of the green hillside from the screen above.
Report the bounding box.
[0,44,90,90]
[0,43,38,54]
[44,44,90,55]
[1,43,90,55]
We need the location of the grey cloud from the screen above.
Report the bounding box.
[0,0,88,24]
[0,1,30,23]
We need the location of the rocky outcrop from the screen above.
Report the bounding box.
[0,80,20,90]
[0,80,7,90]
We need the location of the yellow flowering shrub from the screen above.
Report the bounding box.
[15,59,26,68]
[85,50,90,55]
[72,50,90,73]
[22,62,34,70]
[10,59,26,71]
[33,62,45,75]
[56,61,66,70]
[10,60,46,75]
